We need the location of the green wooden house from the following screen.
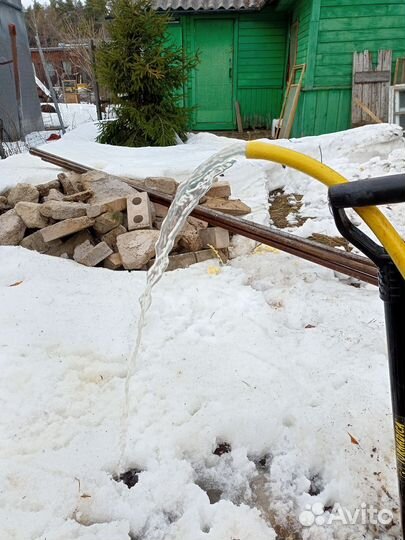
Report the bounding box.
[156,0,405,136]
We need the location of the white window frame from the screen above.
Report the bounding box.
[389,84,405,129]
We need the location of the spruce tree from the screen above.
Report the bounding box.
[96,0,197,147]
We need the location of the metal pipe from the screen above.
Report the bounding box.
[90,39,102,122]
[34,34,66,135]
[8,24,24,142]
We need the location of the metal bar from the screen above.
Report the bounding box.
[34,34,66,135]
[90,40,102,122]
[28,146,378,286]
[380,263,405,533]
[8,24,24,142]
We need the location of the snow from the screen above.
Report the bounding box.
[35,77,51,98]
[0,123,405,539]
[41,104,99,132]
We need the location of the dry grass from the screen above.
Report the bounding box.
[309,233,352,252]
[269,189,308,229]
[269,188,352,251]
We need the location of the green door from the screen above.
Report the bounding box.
[194,19,234,130]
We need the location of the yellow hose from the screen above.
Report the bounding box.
[246,141,405,279]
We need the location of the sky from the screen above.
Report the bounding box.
[22,0,47,7]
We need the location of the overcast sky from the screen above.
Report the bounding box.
[22,0,47,8]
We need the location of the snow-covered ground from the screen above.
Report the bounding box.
[41,103,99,132]
[2,104,99,158]
[0,123,405,539]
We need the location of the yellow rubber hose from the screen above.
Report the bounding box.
[246,141,405,279]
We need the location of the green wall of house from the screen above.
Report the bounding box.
[168,7,288,130]
[290,0,405,137]
[168,0,405,136]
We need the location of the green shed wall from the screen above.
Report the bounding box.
[293,0,311,65]
[171,7,288,130]
[291,0,405,137]
[237,9,288,128]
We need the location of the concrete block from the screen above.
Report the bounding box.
[117,230,159,270]
[199,227,230,249]
[41,216,95,242]
[153,203,169,218]
[103,252,123,270]
[40,201,89,220]
[87,197,127,218]
[7,183,39,206]
[166,252,197,271]
[73,240,113,267]
[202,198,251,216]
[57,172,83,194]
[93,211,125,234]
[194,249,217,263]
[50,230,93,258]
[206,181,231,199]
[43,189,64,202]
[20,230,62,254]
[127,193,153,230]
[0,210,26,245]
[178,222,203,252]
[81,171,138,205]
[154,218,164,230]
[187,216,208,229]
[101,224,127,250]
[14,202,49,229]
[195,249,228,263]
[0,201,12,215]
[36,179,61,197]
[144,177,179,195]
[63,189,93,203]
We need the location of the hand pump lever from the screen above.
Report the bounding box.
[329,174,405,535]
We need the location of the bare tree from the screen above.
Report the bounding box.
[58,16,108,84]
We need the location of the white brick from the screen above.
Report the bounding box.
[127,193,153,230]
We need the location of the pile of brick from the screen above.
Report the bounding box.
[0,170,251,271]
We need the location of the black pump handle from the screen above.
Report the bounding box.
[327,174,405,269]
[329,174,405,209]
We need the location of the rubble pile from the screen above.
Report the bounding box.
[0,170,251,271]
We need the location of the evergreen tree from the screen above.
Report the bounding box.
[84,0,108,23]
[96,0,197,147]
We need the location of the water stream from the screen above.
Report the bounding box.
[118,142,246,473]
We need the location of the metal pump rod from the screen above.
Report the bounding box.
[329,173,405,535]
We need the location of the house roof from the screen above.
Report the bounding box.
[153,0,268,12]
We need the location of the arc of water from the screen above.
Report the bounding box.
[118,142,247,472]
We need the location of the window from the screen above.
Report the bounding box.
[391,85,405,129]
[62,61,72,75]
[45,61,55,76]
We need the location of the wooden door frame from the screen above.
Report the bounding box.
[190,14,238,130]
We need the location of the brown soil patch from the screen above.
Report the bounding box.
[309,233,352,252]
[205,130,273,141]
[269,189,308,229]
[269,189,352,252]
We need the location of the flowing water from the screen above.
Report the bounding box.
[117,142,247,473]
